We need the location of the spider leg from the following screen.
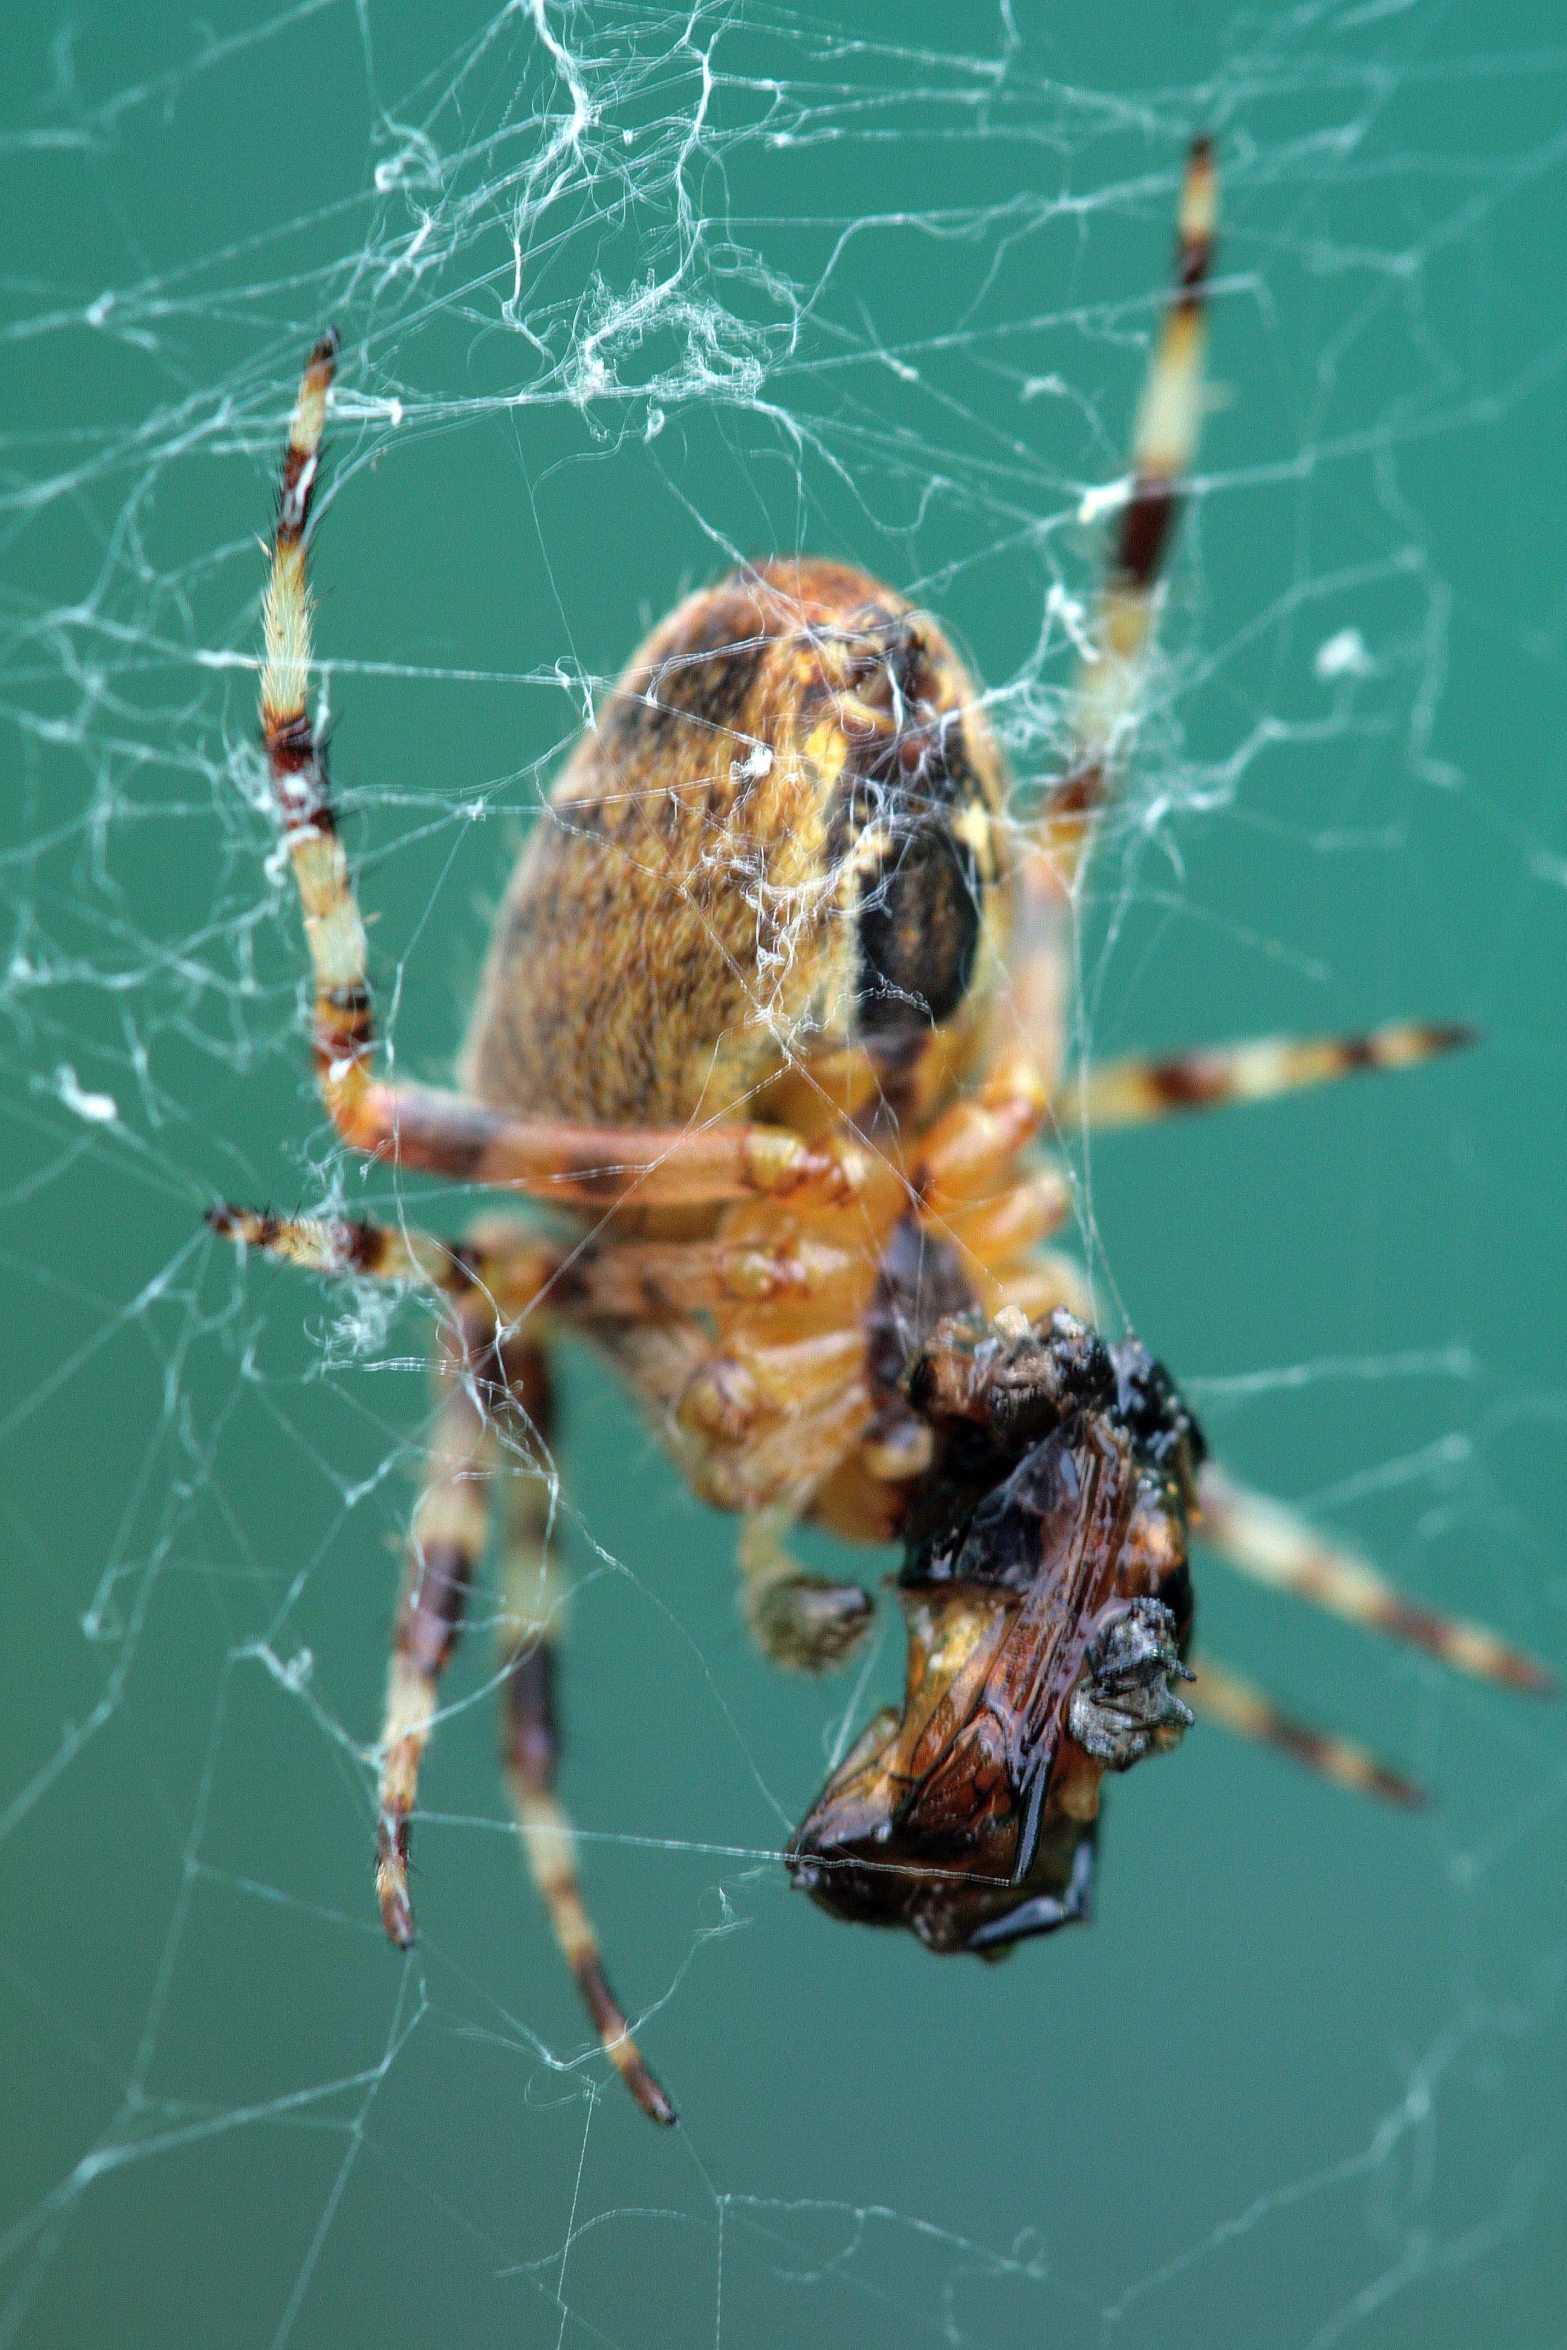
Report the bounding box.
[490,1331,675,2126]
[208,1203,563,1307]
[256,336,864,1213]
[1000,139,1217,1107]
[1198,1465,1554,1694]
[1185,1654,1426,1808]
[914,1049,1049,1212]
[361,1262,673,2120]
[905,1062,1095,1324]
[1071,1021,1473,1130]
[1042,135,1217,885]
[212,1202,872,1318]
[375,1295,500,1945]
[213,1201,879,1667]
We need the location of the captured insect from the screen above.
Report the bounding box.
[213,142,1551,2124]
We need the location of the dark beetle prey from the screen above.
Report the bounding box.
[789,1305,1204,1953]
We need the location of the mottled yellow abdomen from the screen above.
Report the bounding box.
[462,559,1009,1130]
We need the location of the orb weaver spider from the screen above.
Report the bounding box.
[213,141,1550,2125]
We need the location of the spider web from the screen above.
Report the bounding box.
[2,2,1565,2343]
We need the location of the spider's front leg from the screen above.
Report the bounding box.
[254,333,867,1217]
[210,1206,675,2119]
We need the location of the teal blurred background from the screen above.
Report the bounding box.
[2,4,1565,2343]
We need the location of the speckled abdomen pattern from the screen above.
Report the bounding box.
[460,559,1005,1126]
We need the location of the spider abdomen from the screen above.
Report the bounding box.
[461,559,1009,1130]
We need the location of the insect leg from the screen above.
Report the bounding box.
[1198,1466,1554,1695]
[1070,1022,1473,1130]
[491,1332,675,2125]
[1186,1654,1426,1808]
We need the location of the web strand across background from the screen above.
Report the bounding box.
[2,5,1566,2345]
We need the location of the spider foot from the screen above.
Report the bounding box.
[375,1810,417,1947]
[1068,1597,1194,1769]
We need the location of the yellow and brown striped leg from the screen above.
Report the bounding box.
[1040,135,1217,887]
[1186,1655,1426,1808]
[343,1090,881,1211]
[995,141,1218,1118]
[210,1202,871,1321]
[1198,1466,1554,1695]
[490,1335,675,2126]
[1073,1021,1473,1130]
[376,1296,500,1944]
[259,331,380,1148]
[254,337,872,1214]
[209,1203,551,1304]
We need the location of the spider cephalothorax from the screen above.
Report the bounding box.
[788,1308,1202,1953]
[212,137,1548,2125]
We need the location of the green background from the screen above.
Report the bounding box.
[2,4,1564,2344]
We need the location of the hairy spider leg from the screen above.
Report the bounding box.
[1003,147,1468,1152]
[1000,135,1218,1103]
[208,1203,872,1319]
[359,1268,673,2120]
[1198,1467,1554,1695]
[912,1050,1049,1213]
[1185,1655,1426,1808]
[255,336,858,1213]
[207,1169,1081,1331]
[1074,1021,1474,1128]
[375,1294,500,1948]
[1043,134,1218,885]
[969,147,1548,1754]
[490,1330,676,2126]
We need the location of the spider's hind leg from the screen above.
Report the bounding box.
[375,1295,499,1946]
[491,1329,675,2126]
[1197,1465,1554,1695]
[1186,1654,1427,1809]
[251,341,864,1214]
[1072,1021,1473,1130]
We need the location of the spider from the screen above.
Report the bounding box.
[213,141,1549,2125]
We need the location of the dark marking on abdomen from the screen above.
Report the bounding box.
[599,585,773,764]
